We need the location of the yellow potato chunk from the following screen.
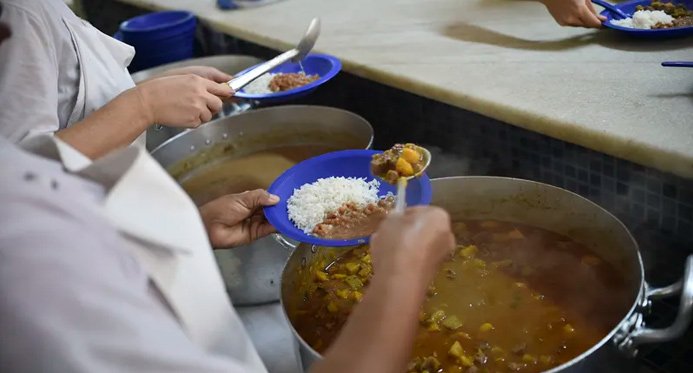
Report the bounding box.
[459,245,478,258]
[315,271,329,282]
[395,157,414,176]
[490,346,505,357]
[335,289,350,300]
[472,258,487,269]
[522,354,537,364]
[479,322,495,332]
[345,262,361,275]
[401,147,421,164]
[459,355,474,367]
[427,322,441,332]
[539,355,553,365]
[448,341,464,359]
[563,323,575,334]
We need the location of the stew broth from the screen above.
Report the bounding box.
[290,220,631,373]
[179,145,337,205]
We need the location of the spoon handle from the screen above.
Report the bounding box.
[591,0,629,19]
[227,48,300,91]
[394,178,408,214]
[662,61,693,68]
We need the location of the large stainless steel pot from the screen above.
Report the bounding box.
[280,176,693,372]
[131,55,264,151]
[151,105,373,305]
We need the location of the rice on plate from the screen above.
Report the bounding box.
[611,10,674,29]
[287,177,393,239]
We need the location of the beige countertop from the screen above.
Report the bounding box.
[114,0,692,178]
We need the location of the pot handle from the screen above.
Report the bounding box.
[615,255,693,356]
[272,233,298,250]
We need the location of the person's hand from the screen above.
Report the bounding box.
[159,65,233,83]
[370,206,455,286]
[540,0,606,28]
[134,74,233,128]
[198,189,280,249]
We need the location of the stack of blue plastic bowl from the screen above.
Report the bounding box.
[117,11,197,72]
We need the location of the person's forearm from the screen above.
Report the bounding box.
[311,273,428,373]
[55,88,150,159]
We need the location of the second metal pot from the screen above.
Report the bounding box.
[280,176,693,372]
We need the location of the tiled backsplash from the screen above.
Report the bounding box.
[86,2,692,371]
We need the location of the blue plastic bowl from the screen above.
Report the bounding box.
[120,11,196,39]
[600,0,693,38]
[264,150,432,247]
[233,53,341,103]
[117,11,197,72]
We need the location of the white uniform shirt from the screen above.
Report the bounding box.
[0,0,143,146]
[0,136,267,372]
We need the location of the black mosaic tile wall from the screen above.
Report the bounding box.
[86,2,693,371]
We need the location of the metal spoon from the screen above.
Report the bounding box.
[393,146,432,214]
[227,18,320,92]
[591,0,630,20]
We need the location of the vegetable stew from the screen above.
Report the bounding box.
[289,220,631,372]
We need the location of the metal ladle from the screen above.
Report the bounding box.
[391,146,432,214]
[227,17,321,92]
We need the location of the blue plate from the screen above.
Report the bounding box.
[233,53,341,103]
[264,150,432,247]
[599,0,693,38]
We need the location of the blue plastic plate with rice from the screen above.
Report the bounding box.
[233,53,341,103]
[598,0,693,38]
[264,150,432,247]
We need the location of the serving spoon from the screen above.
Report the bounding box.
[226,17,320,92]
[391,146,432,214]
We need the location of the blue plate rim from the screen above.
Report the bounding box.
[233,53,342,100]
[263,149,433,247]
[599,0,693,34]
[120,11,196,33]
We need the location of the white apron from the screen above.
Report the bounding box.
[20,135,267,371]
[62,16,146,147]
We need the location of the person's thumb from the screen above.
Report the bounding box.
[208,68,233,83]
[238,189,280,210]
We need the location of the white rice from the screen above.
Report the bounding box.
[241,73,276,94]
[287,177,382,234]
[610,10,674,29]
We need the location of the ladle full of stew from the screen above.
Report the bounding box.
[370,143,432,213]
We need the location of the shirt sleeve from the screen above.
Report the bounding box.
[0,170,260,373]
[0,3,61,143]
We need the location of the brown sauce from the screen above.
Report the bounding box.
[290,220,632,373]
[179,144,337,205]
[313,197,394,239]
[269,73,319,92]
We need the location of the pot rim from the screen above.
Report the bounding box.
[280,175,646,372]
[149,105,375,155]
